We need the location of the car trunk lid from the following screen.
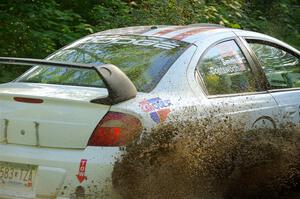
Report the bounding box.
[0,82,110,149]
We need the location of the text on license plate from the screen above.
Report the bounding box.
[0,162,37,189]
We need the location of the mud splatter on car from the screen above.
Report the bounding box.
[112,119,300,199]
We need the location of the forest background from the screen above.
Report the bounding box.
[0,0,299,82]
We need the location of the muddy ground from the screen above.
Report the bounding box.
[112,119,300,199]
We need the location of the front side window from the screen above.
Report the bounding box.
[17,35,189,92]
[247,41,300,89]
[198,40,257,95]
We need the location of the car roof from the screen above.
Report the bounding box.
[93,24,234,43]
[91,24,299,54]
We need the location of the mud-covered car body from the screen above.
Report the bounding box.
[0,24,299,198]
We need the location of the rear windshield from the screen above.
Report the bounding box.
[17,35,189,92]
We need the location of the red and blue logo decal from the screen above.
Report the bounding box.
[139,97,172,124]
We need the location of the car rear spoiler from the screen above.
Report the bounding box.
[0,57,137,105]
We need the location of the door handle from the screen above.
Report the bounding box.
[284,106,298,117]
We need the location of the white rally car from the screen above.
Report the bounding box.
[0,24,300,198]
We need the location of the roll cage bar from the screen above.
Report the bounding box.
[0,57,137,105]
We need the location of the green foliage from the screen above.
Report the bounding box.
[0,0,299,83]
[0,0,91,58]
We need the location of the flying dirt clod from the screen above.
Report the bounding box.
[112,119,300,199]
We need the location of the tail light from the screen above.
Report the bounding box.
[14,97,43,104]
[88,111,142,147]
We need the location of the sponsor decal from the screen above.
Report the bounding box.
[208,63,246,75]
[139,97,172,124]
[76,159,87,183]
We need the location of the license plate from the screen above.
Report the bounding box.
[0,162,37,189]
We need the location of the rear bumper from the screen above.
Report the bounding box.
[0,144,121,199]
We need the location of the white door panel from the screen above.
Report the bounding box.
[208,94,279,130]
[196,38,280,129]
[244,39,300,127]
[271,91,300,125]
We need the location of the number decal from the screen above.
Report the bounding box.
[8,168,13,179]
[4,167,9,179]
[0,167,4,178]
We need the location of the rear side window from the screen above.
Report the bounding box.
[18,66,103,88]
[198,40,257,95]
[247,41,300,89]
[17,35,189,92]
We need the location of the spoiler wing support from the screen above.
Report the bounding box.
[0,57,137,105]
